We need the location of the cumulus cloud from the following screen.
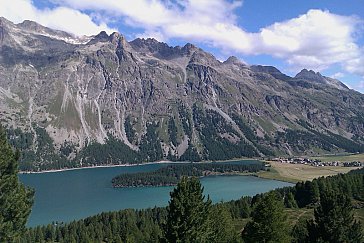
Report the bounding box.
[359,81,364,87]
[351,79,364,93]
[1,0,363,80]
[0,0,116,36]
[344,48,364,76]
[331,72,345,79]
[257,10,362,72]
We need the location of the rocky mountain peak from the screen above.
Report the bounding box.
[223,56,245,66]
[295,69,325,83]
[0,17,13,27]
[0,19,89,45]
[140,37,159,45]
[181,43,198,55]
[129,37,181,60]
[109,31,121,40]
[189,49,221,67]
[86,31,129,48]
[90,31,110,42]
[18,20,46,32]
[183,42,196,49]
[251,65,281,73]
[294,68,348,90]
[130,38,169,52]
[250,65,291,81]
[17,20,75,40]
[109,32,128,46]
[0,18,18,46]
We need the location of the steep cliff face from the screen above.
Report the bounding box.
[0,18,363,170]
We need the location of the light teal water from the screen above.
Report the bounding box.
[19,162,292,227]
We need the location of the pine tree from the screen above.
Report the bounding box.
[305,190,363,243]
[209,203,239,243]
[0,126,34,241]
[163,177,212,243]
[285,191,298,208]
[242,191,290,243]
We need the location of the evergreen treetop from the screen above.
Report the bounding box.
[0,126,34,241]
[305,190,363,243]
[242,191,290,243]
[163,177,212,243]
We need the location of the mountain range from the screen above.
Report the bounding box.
[0,17,363,171]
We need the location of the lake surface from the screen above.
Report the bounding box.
[19,161,292,227]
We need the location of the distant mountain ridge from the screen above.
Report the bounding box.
[0,17,363,171]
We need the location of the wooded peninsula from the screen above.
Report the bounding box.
[111,161,266,188]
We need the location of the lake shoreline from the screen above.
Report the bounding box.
[19,158,263,174]
[18,160,183,174]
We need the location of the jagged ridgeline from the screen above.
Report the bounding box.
[112,161,265,188]
[1,17,364,171]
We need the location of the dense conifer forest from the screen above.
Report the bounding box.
[111,161,265,187]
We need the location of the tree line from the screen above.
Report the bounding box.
[112,161,265,187]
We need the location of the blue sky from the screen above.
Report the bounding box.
[1,0,363,92]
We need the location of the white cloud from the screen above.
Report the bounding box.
[359,81,364,88]
[137,29,167,42]
[353,80,364,93]
[53,0,179,27]
[0,0,116,36]
[344,47,364,76]
[53,0,247,49]
[331,72,345,79]
[256,10,362,72]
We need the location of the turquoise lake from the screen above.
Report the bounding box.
[19,162,292,227]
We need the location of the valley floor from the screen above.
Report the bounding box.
[309,153,364,162]
[258,161,361,183]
